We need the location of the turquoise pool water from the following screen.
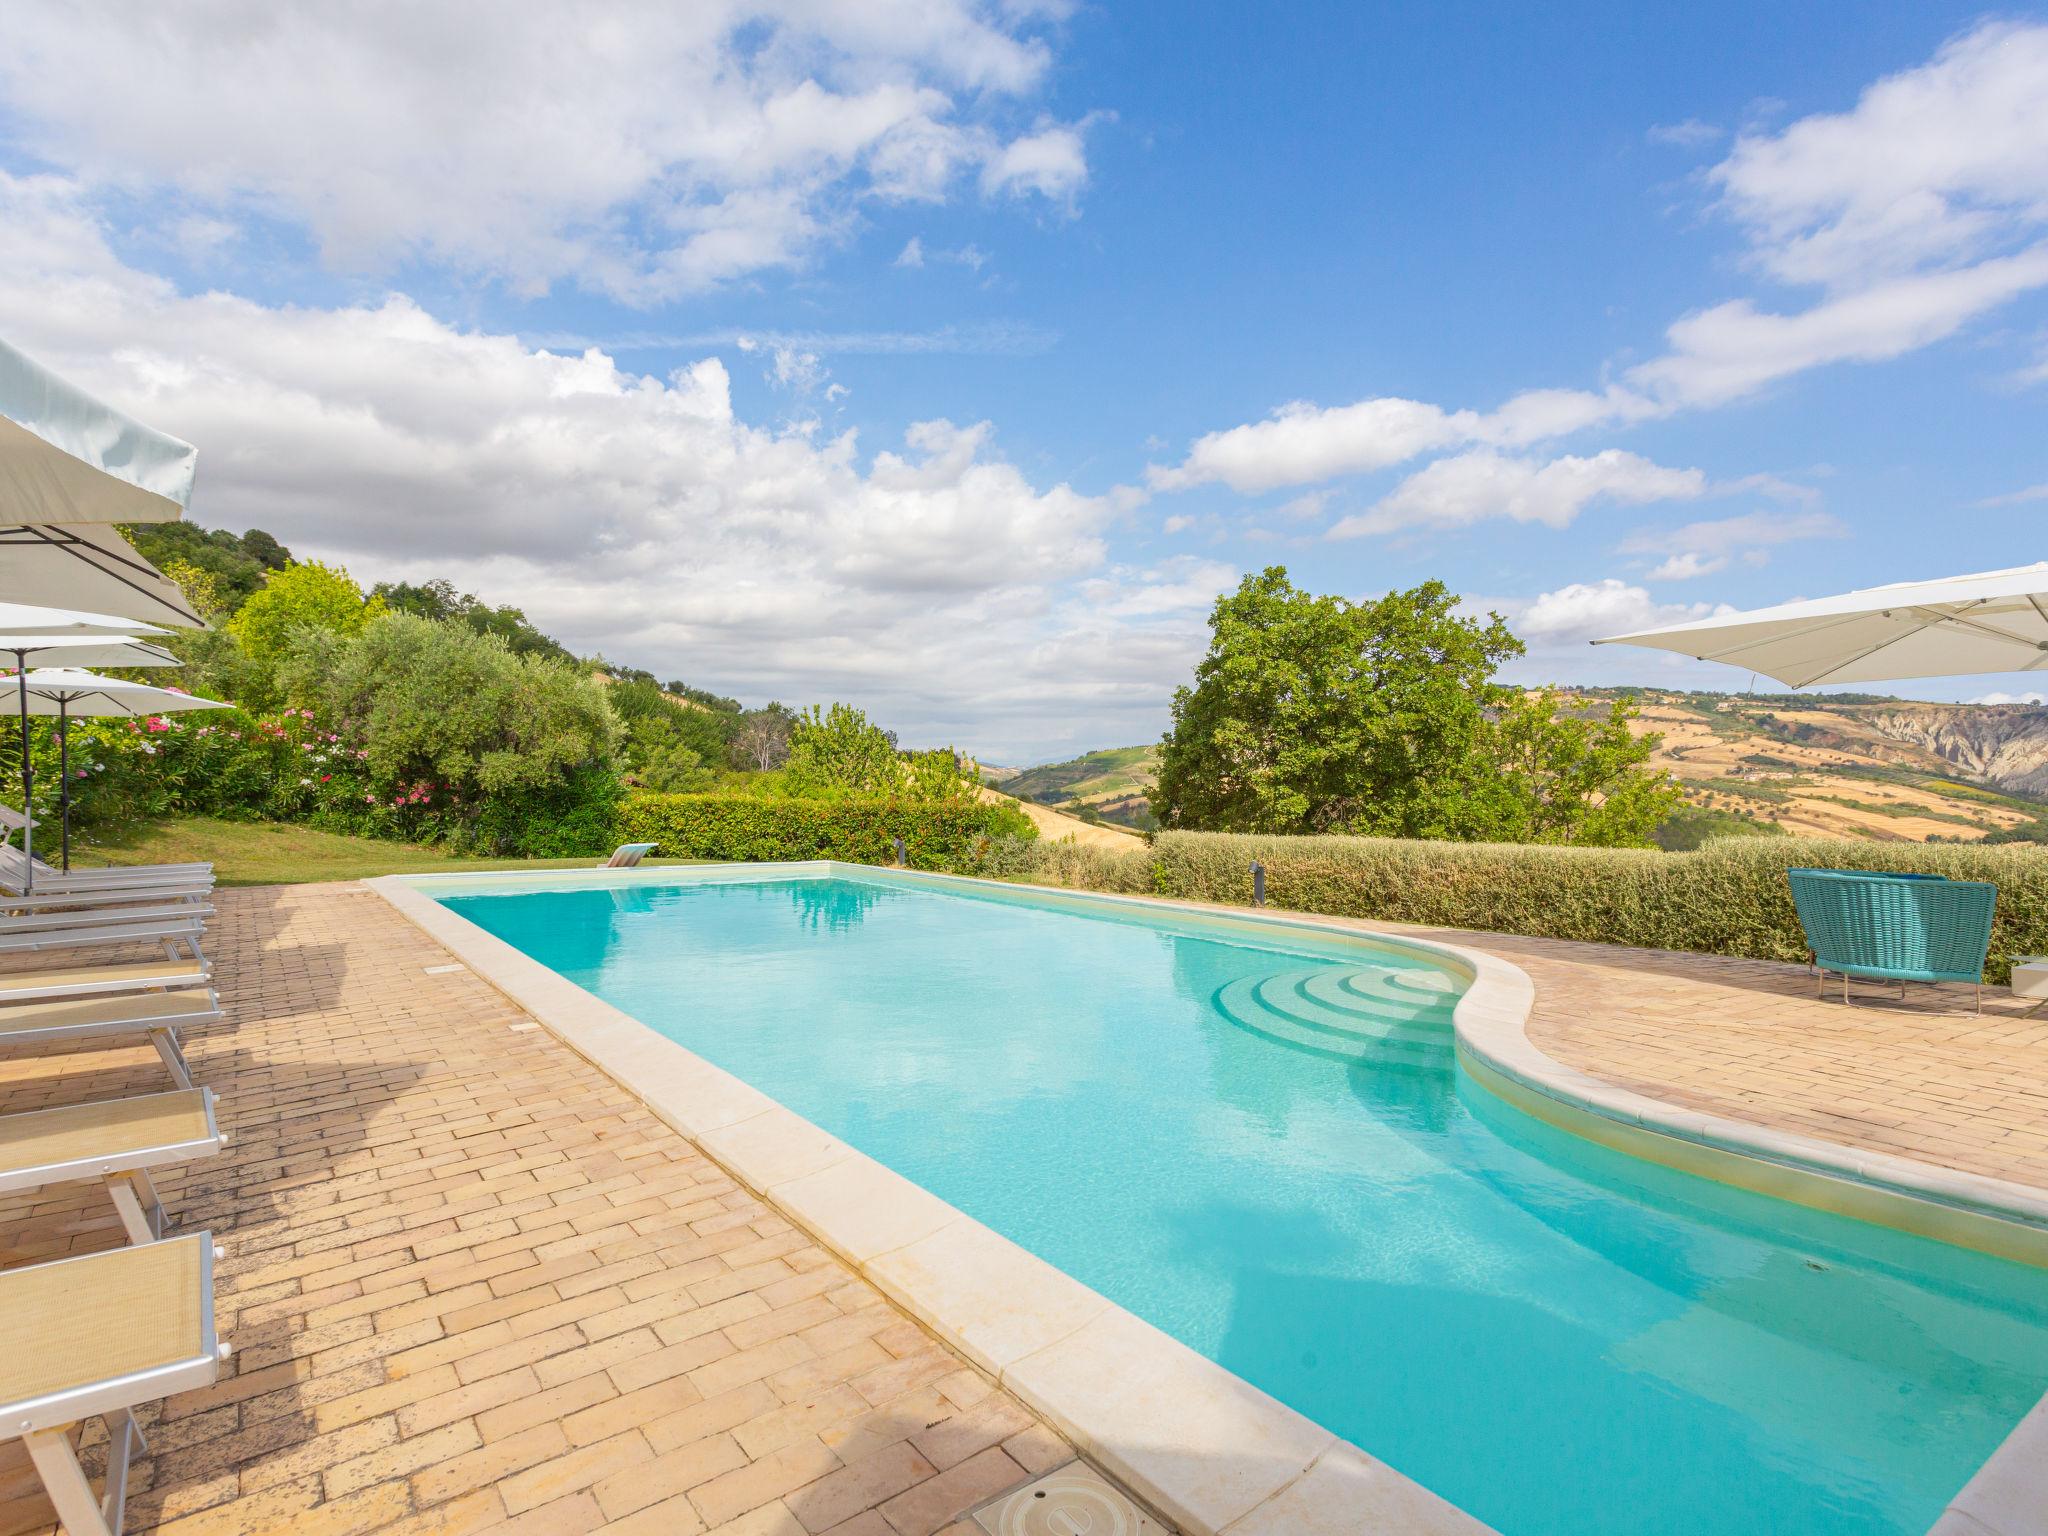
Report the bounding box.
[438,871,2048,1536]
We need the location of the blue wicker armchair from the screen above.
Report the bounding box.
[1786,869,1996,1008]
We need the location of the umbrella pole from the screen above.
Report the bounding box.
[58,702,70,873]
[11,648,29,894]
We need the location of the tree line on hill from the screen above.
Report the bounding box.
[84,530,1685,858]
[27,524,1000,856]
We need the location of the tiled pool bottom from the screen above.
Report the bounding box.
[433,870,2048,1536]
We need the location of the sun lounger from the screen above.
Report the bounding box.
[1,843,213,897]
[0,918,206,964]
[0,957,212,1008]
[603,842,658,868]
[0,1089,223,1244]
[0,902,214,935]
[0,991,222,1089]
[0,1233,226,1536]
[3,885,211,916]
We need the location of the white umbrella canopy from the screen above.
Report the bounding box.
[0,601,168,638]
[0,668,228,874]
[0,668,225,717]
[1595,563,2048,690]
[0,337,196,525]
[0,634,181,669]
[1,336,204,628]
[0,524,204,627]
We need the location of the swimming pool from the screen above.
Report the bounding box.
[433,869,2048,1536]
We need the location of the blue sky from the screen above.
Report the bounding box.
[1,2,2043,760]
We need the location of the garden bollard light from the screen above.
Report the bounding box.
[1250,860,1265,907]
[893,836,906,868]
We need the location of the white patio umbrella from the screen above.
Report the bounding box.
[0,608,175,882]
[0,337,203,626]
[0,669,227,872]
[0,524,204,628]
[0,601,168,638]
[1595,563,2048,689]
[0,635,181,670]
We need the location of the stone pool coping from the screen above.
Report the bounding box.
[368,862,2048,1536]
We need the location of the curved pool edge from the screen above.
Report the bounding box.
[367,862,2048,1536]
[365,865,1497,1536]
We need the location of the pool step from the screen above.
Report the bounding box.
[1212,968,1456,1068]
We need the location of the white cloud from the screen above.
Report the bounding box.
[979,116,1098,201]
[0,3,1097,302]
[1645,552,1728,581]
[1647,119,1723,149]
[1329,449,1707,539]
[1709,20,2048,288]
[894,236,926,267]
[1973,691,2047,705]
[1507,580,1729,646]
[1977,482,2048,507]
[765,343,830,396]
[1621,509,1846,579]
[1150,21,2048,497]
[0,171,1185,761]
[1629,249,2048,408]
[1148,396,1476,493]
[1161,514,1195,534]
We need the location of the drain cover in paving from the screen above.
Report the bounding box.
[973,1465,1162,1536]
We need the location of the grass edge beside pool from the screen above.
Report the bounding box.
[56,816,704,886]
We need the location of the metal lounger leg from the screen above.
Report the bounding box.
[99,1409,141,1534]
[105,1170,164,1244]
[148,1025,194,1089]
[21,1425,115,1536]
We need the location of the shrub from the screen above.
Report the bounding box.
[1025,838,1156,894]
[618,792,1035,873]
[1022,830,2048,984]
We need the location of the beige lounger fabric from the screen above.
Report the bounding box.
[0,990,216,1037]
[0,959,208,996]
[0,1235,207,1409]
[0,1091,211,1178]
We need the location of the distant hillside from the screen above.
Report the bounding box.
[1011,693,2048,844]
[1578,690,2048,842]
[1006,745,1160,831]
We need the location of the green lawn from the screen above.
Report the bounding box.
[63,817,696,886]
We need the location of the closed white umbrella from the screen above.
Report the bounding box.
[1595,563,2048,689]
[0,336,203,626]
[0,669,227,872]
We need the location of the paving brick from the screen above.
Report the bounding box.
[689,1437,842,1527]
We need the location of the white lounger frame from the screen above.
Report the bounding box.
[0,1087,223,1244]
[0,918,209,960]
[2,1234,226,1536]
[0,957,216,1008]
[0,902,215,935]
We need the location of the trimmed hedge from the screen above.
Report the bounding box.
[1036,830,2048,984]
[617,792,1034,873]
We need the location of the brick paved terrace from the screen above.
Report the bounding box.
[1,881,2044,1535]
[0,885,1072,1536]
[1376,920,2048,1192]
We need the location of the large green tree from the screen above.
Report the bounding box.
[1152,567,1676,846]
[783,703,902,796]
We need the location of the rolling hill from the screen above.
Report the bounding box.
[1007,693,2048,843]
[1004,745,1161,831]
